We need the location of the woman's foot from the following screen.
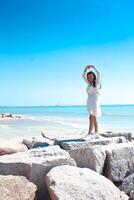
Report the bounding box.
[92,133,104,139]
[84,133,93,140]
[87,132,94,135]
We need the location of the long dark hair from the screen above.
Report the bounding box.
[87,71,101,89]
[87,71,96,87]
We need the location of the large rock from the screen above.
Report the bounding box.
[68,145,106,174]
[0,139,28,155]
[46,165,128,200]
[100,132,132,141]
[23,138,49,149]
[0,145,76,200]
[103,142,134,182]
[61,136,127,151]
[119,173,134,194]
[0,175,37,200]
[23,136,54,149]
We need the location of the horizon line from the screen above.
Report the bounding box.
[0,104,134,108]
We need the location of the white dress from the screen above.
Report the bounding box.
[82,67,101,117]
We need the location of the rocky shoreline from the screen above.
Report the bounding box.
[0,113,21,119]
[0,131,134,200]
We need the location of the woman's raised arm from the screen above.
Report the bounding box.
[82,66,90,84]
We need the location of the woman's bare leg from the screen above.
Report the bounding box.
[93,116,98,133]
[88,114,94,134]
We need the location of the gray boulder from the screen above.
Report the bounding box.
[100,132,132,141]
[103,142,134,182]
[23,136,54,149]
[68,145,106,174]
[46,165,129,200]
[0,175,37,200]
[0,145,76,200]
[119,173,134,194]
[61,136,127,151]
[0,139,28,155]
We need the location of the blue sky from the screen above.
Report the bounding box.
[0,0,134,106]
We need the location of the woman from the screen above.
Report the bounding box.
[82,64,101,138]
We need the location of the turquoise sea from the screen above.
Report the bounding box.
[0,105,134,139]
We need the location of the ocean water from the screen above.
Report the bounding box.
[0,105,134,139]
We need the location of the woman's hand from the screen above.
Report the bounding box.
[84,66,90,72]
[88,64,95,68]
[84,64,94,72]
[84,65,91,71]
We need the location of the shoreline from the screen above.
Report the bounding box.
[0,111,133,140]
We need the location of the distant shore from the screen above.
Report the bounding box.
[0,113,22,120]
